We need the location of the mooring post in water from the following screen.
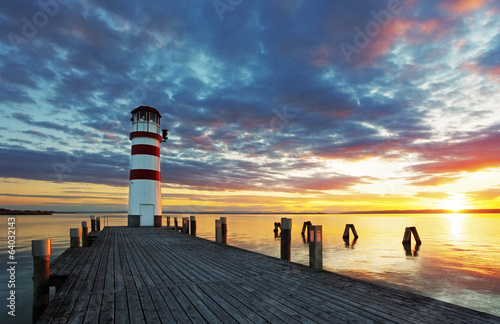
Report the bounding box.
[215,219,222,243]
[82,221,89,247]
[96,217,101,231]
[190,215,197,236]
[273,222,281,237]
[402,226,421,244]
[32,239,51,324]
[166,216,171,229]
[342,224,359,241]
[220,217,227,244]
[90,215,96,231]
[280,218,292,261]
[309,225,323,271]
[70,228,81,248]
[301,221,312,242]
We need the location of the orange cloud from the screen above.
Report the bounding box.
[440,0,486,14]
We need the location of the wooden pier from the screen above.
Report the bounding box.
[38,227,499,323]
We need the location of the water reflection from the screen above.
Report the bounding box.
[403,242,421,256]
[344,237,358,249]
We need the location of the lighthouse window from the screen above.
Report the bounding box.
[139,111,147,121]
[149,113,157,123]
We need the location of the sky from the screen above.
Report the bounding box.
[0,0,499,213]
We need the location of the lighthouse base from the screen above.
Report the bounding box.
[128,215,140,228]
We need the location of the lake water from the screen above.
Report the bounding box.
[1,213,499,323]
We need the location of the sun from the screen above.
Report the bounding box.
[440,193,472,212]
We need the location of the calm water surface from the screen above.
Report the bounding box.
[1,213,499,323]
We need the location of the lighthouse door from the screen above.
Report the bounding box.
[140,204,154,226]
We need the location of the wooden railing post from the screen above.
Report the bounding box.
[309,225,323,271]
[280,218,292,261]
[70,228,81,248]
[90,215,96,232]
[220,217,227,244]
[166,216,171,229]
[82,221,89,247]
[190,216,197,236]
[32,239,51,324]
[215,219,222,243]
[96,217,101,231]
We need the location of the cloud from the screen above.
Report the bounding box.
[440,0,486,14]
[415,192,449,199]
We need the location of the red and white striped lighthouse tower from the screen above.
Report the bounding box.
[128,106,167,227]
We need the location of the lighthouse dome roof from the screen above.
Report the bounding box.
[131,106,162,118]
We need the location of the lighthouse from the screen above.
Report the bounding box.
[128,106,167,227]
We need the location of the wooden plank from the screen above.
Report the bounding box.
[158,287,191,323]
[126,289,146,324]
[177,284,224,324]
[148,288,176,323]
[196,282,252,323]
[169,285,208,323]
[114,290,129,324]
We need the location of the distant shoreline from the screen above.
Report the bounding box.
[0,208,53,215]
[2,208,499,215]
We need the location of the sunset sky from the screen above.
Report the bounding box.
[1,0,499,213]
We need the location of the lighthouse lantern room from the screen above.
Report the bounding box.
[128,106,166,227]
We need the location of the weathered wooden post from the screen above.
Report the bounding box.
[96,217,101,231]
[403,226,421,256]
[32,239,51,324]
[82,221,89,247]
[280,218,292,261]
[215,219,222,243]
[309,225,323,271]
[174,217,179,231]
[90,215,96,231]
[70,228,81,248]
[154,214,162,227]
[190,215,197,236]
[301,221,311,242]
[166,216,171,229]
[220,217,227,244]
[273,221,281,238]
[181,217,189,234]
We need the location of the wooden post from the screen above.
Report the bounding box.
[32,239,51,324]
[273,222,281,238]
[220,217,227,244]
[280,218,292,261]
[70,228,81,248]
[90,215,96,231]
[342,224,350,240]
[182,217,189,234]
[96,217,101,231]
[309,225,323,271]
[301,221,311,242]
[410,226,422,245]
[402,227,412,244]
[342,224,359,241]
[166,216,171,229]
[81,221,89,247]
[215,219,222,243]
[350,224,359,239]
[190,216,197,236]
[154,215,162,227]
[174,217,178,231]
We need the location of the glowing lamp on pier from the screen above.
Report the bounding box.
[128,106,167,227]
